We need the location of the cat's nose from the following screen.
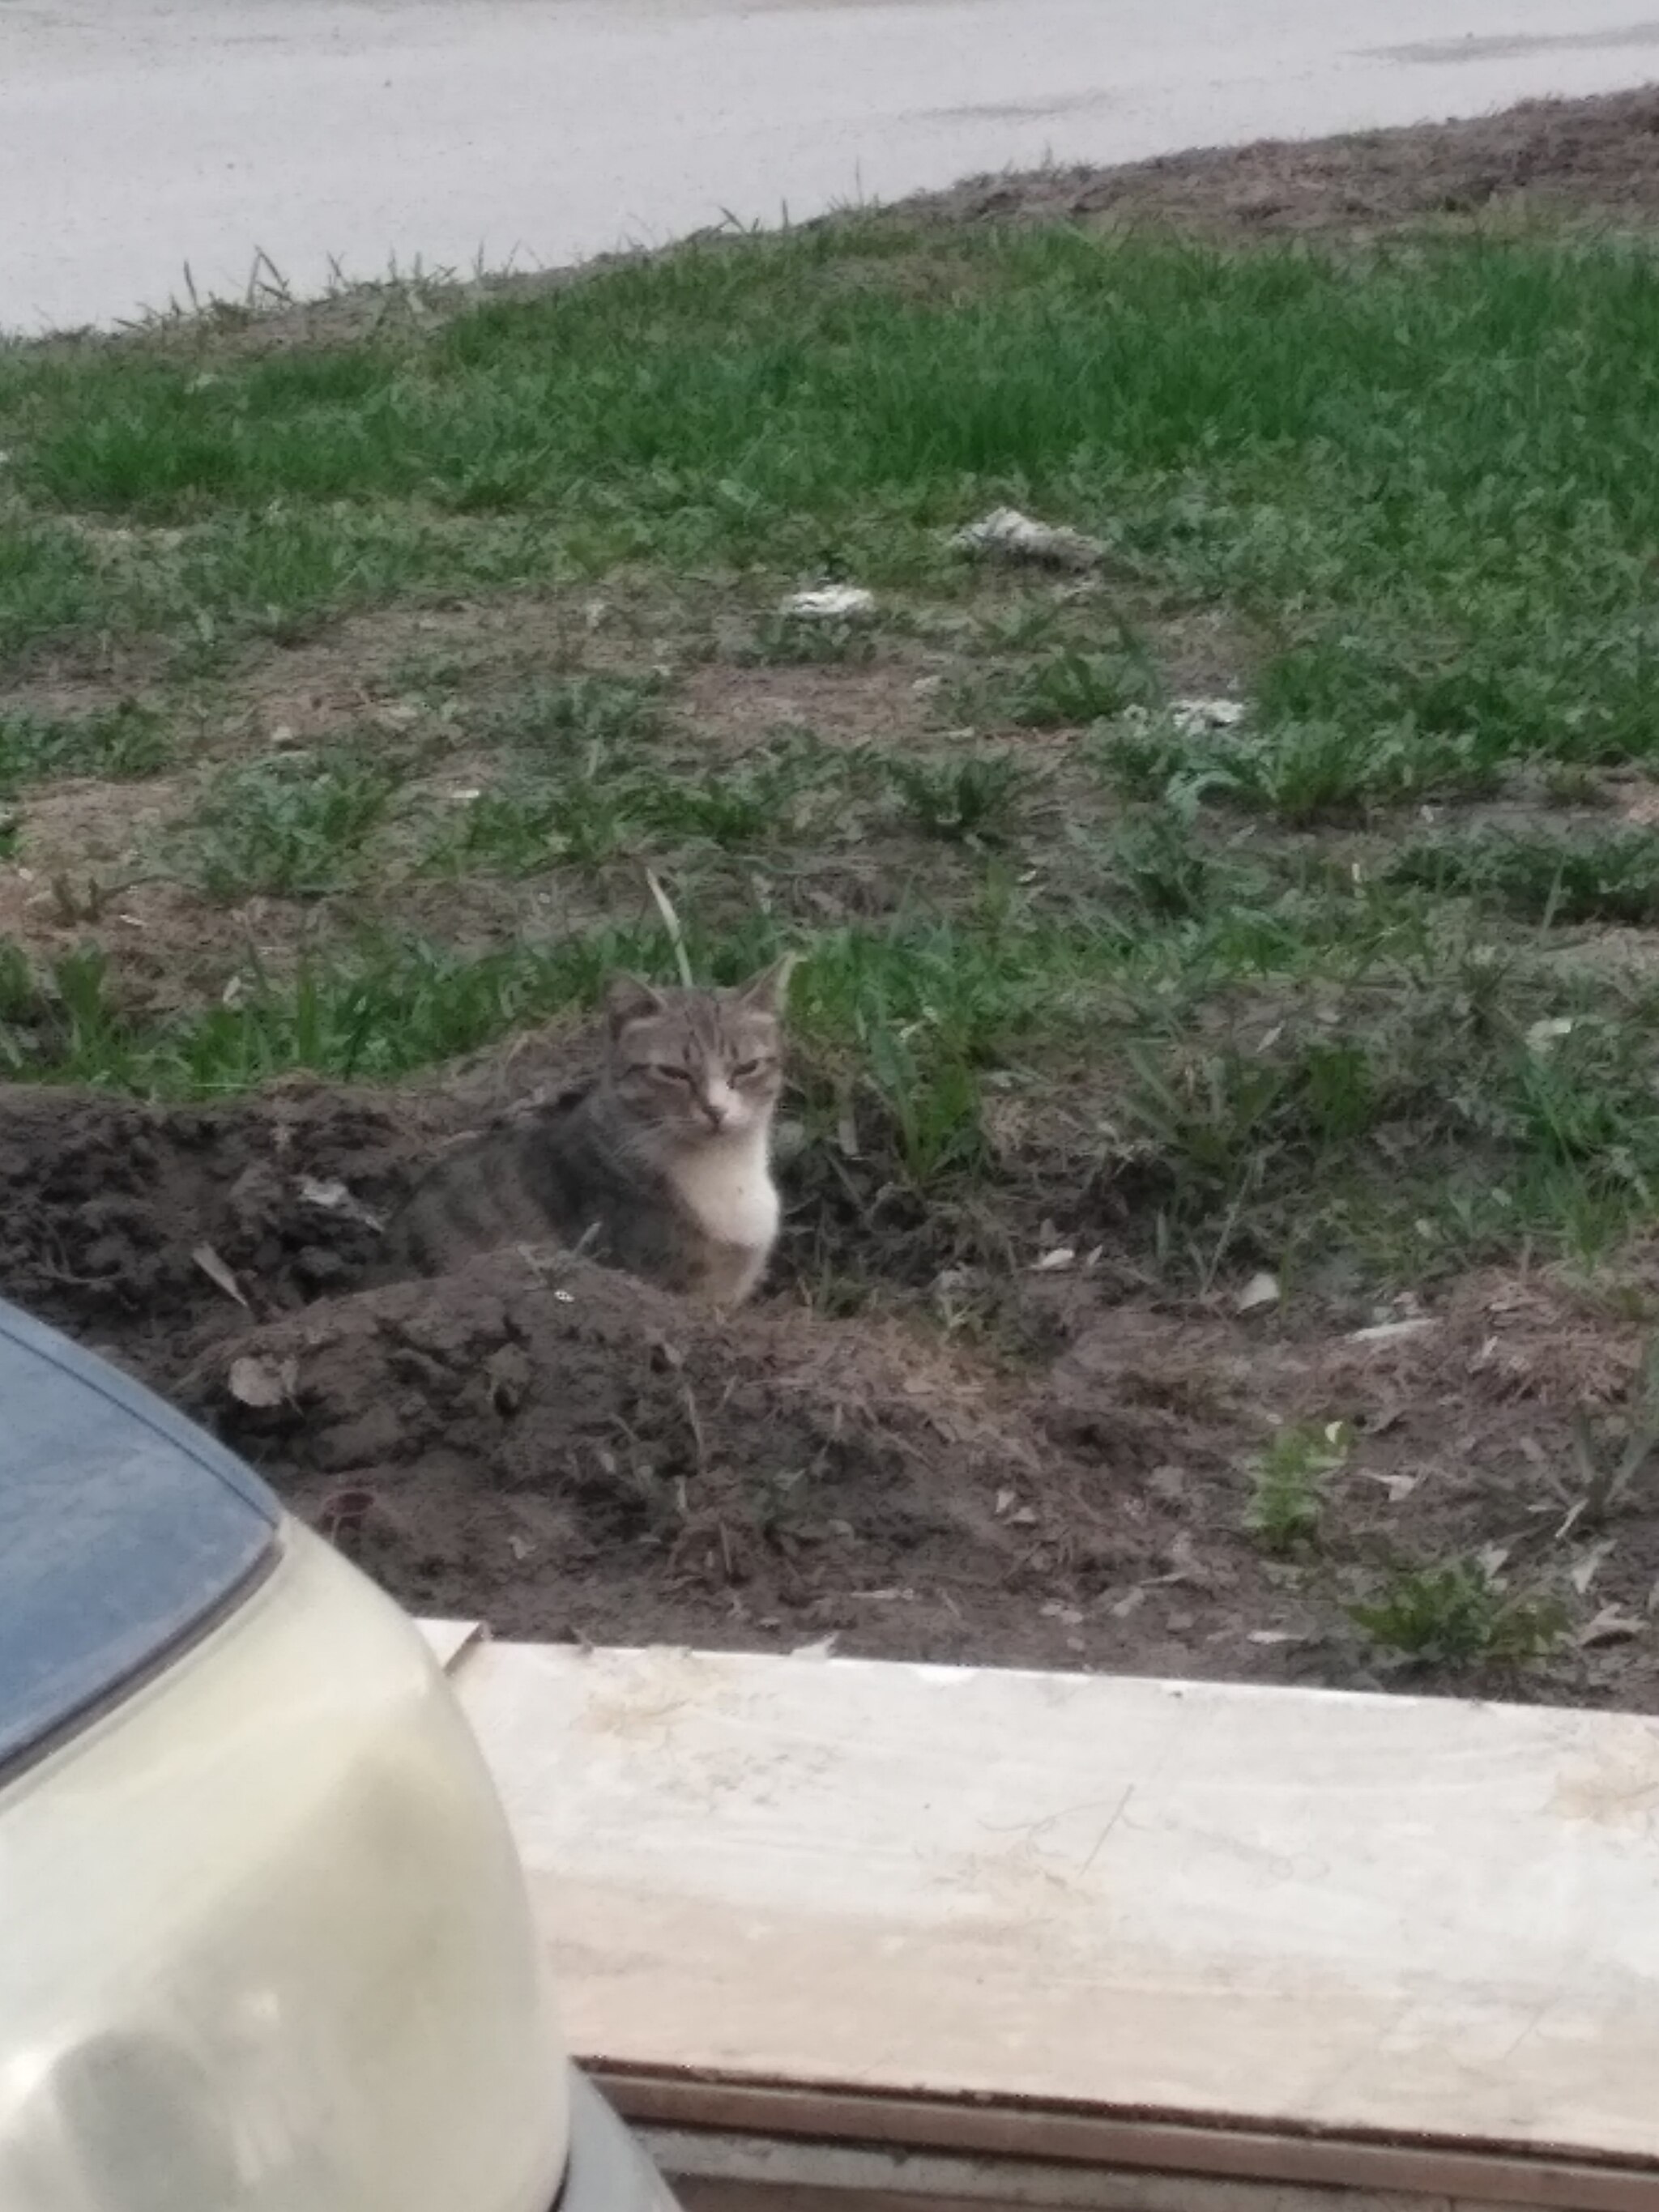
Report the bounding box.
[701,1084,736,1129]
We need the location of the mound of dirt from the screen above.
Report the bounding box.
[181,1247,1176,1652]
[0,1080,417,1355]
[6,1073,1659,1701]
[927,85,1659,237]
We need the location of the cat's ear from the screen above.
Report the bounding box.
[734,952,799,1017]
[605,974,668,1036]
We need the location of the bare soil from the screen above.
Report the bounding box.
[925,83,1659,237]
[4,1061,1657,1706]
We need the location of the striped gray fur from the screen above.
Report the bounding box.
[384,961,792,1306]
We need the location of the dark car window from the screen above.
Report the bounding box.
[0,1300,279,1776]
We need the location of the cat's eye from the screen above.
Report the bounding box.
[730,1059,762,1081]
[652,1063,693,1085]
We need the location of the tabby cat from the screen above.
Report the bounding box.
[385,961,792,1306]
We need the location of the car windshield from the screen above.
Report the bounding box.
[0,1300,278,1775]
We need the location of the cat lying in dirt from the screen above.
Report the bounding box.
[383,961,792,1307]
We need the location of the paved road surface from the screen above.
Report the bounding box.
[4,0,1659,333]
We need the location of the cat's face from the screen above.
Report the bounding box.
[604,961,791,1149]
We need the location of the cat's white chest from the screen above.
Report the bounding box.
[671,1133,779,1251]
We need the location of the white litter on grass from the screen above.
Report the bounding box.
[783,585,876,620]
[1121,697,1248,737]
[1527,1015,1576,1055]
[1235,1270,1281,1314]
[949,506,1104,571]
[1171,697,1247,735]
[1348,1316,1439,1346]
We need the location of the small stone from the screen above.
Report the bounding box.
[1235,1270,1280,1315]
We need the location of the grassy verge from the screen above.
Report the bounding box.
[3,216,1659,1308]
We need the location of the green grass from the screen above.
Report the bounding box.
[482,673,668,751]
[6,218,1659,1298]
[175,749,398,900]
[6,225,1659,767]
[1009,645,1160,729]
[1349,1560,1568,1666]
[424,725,864,876]
[0,702,170,790]
[1390,826,1659,924]
[885,752,1029,843]
[1244,1421,1352,1553]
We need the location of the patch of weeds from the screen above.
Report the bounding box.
[1541,762,1612,808]
[1099,803,1224,922]
[887,752,1027,843]
[1244,1420,1352,1554]
[428,779,628,875]
[177,749,397,900]
[1090,714,1193,800]
[0,702,171,791]
[1390,828,1659,926]
[0,522,104,655]
[28,928,658,1095]
[1254,624,1659,777]
[861,1015,988,1187]
[1117,1031,1384,1200]
[1217,721,1503,822]
[640,766,778,850]
[0,940,38,1068]
[969,595,1070,654]
[1549,1338,1659,1536]
[1094,714,1503,822]
[1011,644,1159,729]
[738,610,876,667]
[1500,1014,1659,1186]
[430,735,847,875]
[1349,1559,1567,1666]
[486,674,667,752]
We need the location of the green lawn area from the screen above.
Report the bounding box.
[5,219,1659,1309]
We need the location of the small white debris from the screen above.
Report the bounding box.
[1579,1604,1644,1648]
[193,1242,249,1308]
[790,1635,840,1660]
[297,1174,384,1233]
[783,585,876,620]
[1235,1270,1281,1315]
[1247,1629,1300,1646]
[1527,1015,1576,1056]
[1169,697,1247,735]
[1363,1471,1421,1502]
[1348,1316,1439,1346]
[994,1487,1017,1517]
[949,506,1104,571]
[227,1354,296,1409]
[1570,1539,1617,1596]
[1030,1246,1077,1274]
